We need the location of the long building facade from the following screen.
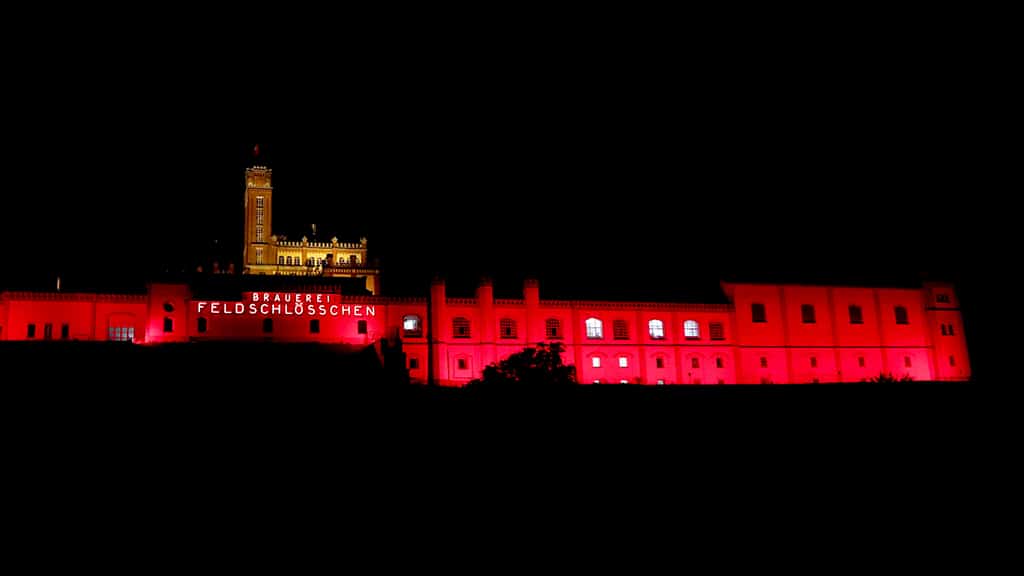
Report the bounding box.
[0,277,971,385]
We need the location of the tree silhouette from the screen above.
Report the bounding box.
[467,342,576,390]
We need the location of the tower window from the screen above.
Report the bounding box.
[613,320,629,340]
[256,225,264,243]
[760,357,768,368]
[163,318,173,333]
[895,306,909,325]
[545,318,562,339]
[648,319,665,339]
[310,319,320,334]
[751,303,766,323]
[255,247,263,265]
[453,317,471,338]
[499,318,517,339]
[619,356,629,368]
[801,304,816,324]
[684,320,700,339]
[402,315,422,338]
[849,305,864,324]
[263,319,273,333]
[197,317,207,333]
[709,322,725,340]
[655,357,665,369]
[585,318,603,339]
[358,320,367,335]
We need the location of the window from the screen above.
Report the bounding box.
[620,380,629,384]
[949,355,956,367]
[718,379,725,385]
[592,357,601,368]
[937,293,950,303]
[263,318,273,333]
[760,357,768,368]
[709,322,724,340]
[691,358,700,369]
[350,255,358,265]
[108,327,134,342]
[409,358,420,370]
[545,318,562,339]
[286,256,292,265]
[453,317,471,338]
[163,318,173,333]
[655,357,665,369]
[255,247,263,265]
[760,377,770,385]
[648,319,664,339]
[751,303,766,323]
[256,225,264,243]
[61,324,69,340]
[457,358,468,371]
[801,304,816,324]
[585,318,603,339]
[858,356,865,368]
[278,256,284,265]
[613,320,629,340]
[941,324,947,336]
[895,306,909,325]
[358,320,367,335]
[657,380,665,385]
[44,323,53,340]
[197,317,207,333]
[684,320,700,339]
[810,356,817,368]
[716,357,724,369]
[849,305,863,324]
[948,324,955,336]
[499,318,517,339]
[904,356,912,368]
[403,315,422,337]
[310,319,320,334]
[619,356,628,368]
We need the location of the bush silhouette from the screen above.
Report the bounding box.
[870,371,914,383]
[466,342,576,390]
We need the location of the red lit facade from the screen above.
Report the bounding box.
[0,278,971,384]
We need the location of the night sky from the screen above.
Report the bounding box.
[0,28,988,374]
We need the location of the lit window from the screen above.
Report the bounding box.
[895,306,909,325]
[760,357,768,368]
[453,317,471,338]
[619,356,628,368]
[499,318,517,339]
[310,319,320,334]
[255,247,263,265]
[648,319,664,339]
[358,320,367,335]
[256,225,264,243]
[403,315,422,337]
[657,380,665,385]
[163,318,173,333]
[108,326,134,342]
[197,317,207,333]
[810,356,817,368]
[286,256,292,265]
[620,380,629,384]
[716,357,724,369]
[545,318,562,339]
[684,320,700,339]
[592,357,601,368]
[751,303,766,323]
[709,322,725,340]
[849,305,863,324]
[801,304,816,324]
[613,320,629,340]
[691,358,700,369]
[279,256,284,265]
[655,357,665,369]
[585,318,603,339]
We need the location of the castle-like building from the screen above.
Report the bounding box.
[0,163,972,386]
[242,166,379,295]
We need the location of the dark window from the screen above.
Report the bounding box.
[760,357,768,368]
[801,304,816,324]
[310,319,320,334]
[263,318,273,333]
[403,315,422,338]
[941,324,947,336]
[453,317,471,338]
[655,357,665,369]
[709,322,725,340]
[904,356,912,368]
[895,306,909,325]
[358,320,367,334]
[499,318,517,339]
[810,356,817,368]
[949,355,956,367]
[545,318,562,339]
[691,358,700,369]
[937,294,951,303]
[849,305,863,324]
[718,379,725,385]
[716,357,724,369]
[60,324,69,340]
[197,317,207,333]
[457,358,468,370]
[163,317,173,333]
[163,302,175,313]
[409,358,419,370]
[43,323,53,340]
[858,356,865,368]
[751,303,766,323]
[613,320,629,340]
[948,324,955,336]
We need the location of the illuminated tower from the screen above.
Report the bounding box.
[243,166,273,272]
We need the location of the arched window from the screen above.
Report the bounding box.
[545,318,562,339]
[350,255,358,264]
[684,320,700,339]
[648,319,665,339]
[613,320,629,340]
[895,306,909,325]
[402,315,422,337]
[585,318,603,339]
[499,318,517,339]
[286,256,292,265]
[278,256,284,265]
[453,317,471,338]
